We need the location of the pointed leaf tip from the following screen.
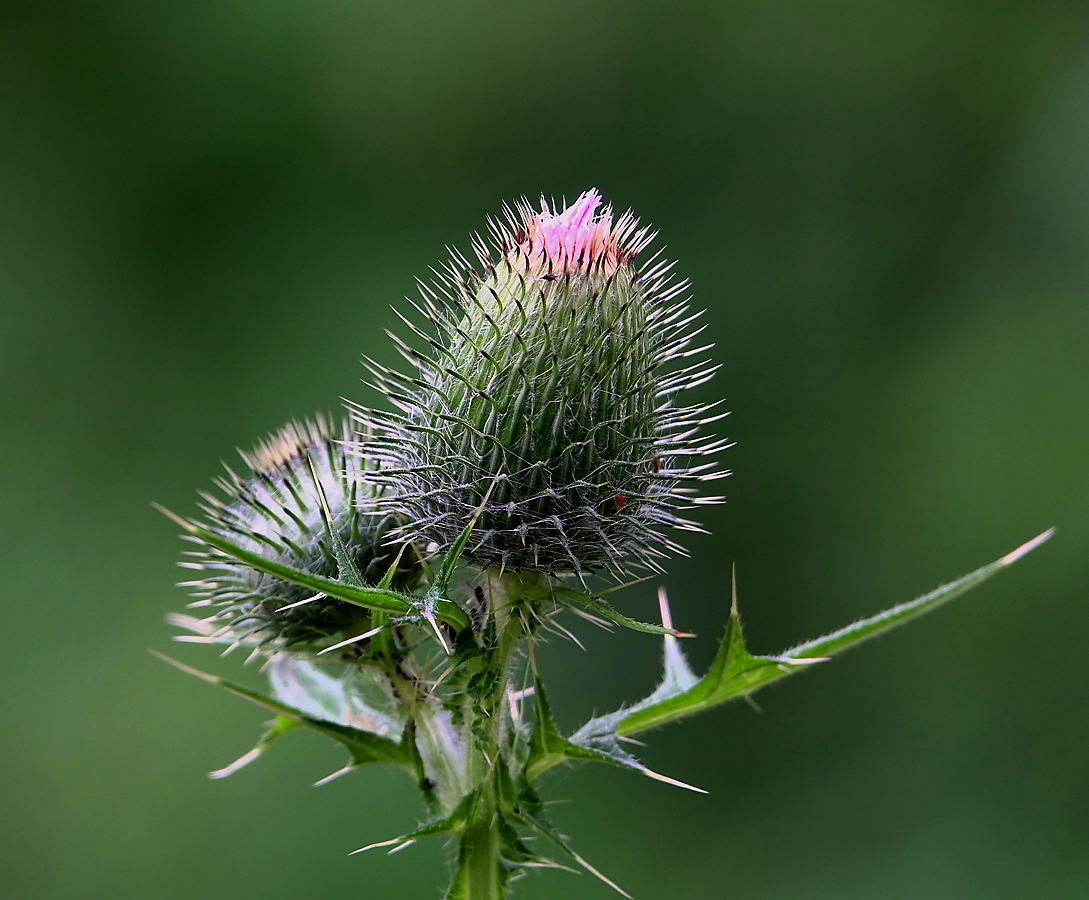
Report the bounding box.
[350,837,400,856]
[151,502,197,533]
[150,648,220,685]
[313,765,355,787]
[208,747,262,779]
[730,562,737,617]
[1000,528,1054,566]
[568,851,633,899]
[657,586,673,630]
[386,840,417,855]
[643,767,708,794]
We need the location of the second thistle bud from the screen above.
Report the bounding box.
[363,189,728,577]
[169,416,418,655]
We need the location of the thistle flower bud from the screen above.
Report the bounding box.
[170,415,415,655]
[361,189,729,577]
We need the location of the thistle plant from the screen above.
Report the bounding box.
[157,189,1051,899]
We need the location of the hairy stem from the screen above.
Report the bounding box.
[452,782,502,900]
[443,568,540,899]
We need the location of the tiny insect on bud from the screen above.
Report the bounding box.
[359,189,730,578]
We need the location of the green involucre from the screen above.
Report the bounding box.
[360,200,729,578]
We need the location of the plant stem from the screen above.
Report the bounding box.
[443,568,542,899]
[452,782,502,900]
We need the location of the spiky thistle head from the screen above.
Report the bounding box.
[359,189,729,578]
[169,415,418,657]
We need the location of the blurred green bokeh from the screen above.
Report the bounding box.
[2,3,1087,898]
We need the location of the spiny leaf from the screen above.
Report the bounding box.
[552,586,692,638]
[644,586,700,701]
[618,529,1054,736]
[350,789,479,856]
[781,528,1054,661]
[154,504,471,630]
[208,714,303,779]
[610,596,794,736]
[505,777,632,899]
[552,530,1053,773]
[524,675,706,794]
[152,650,412,771]
[525,675,630,782]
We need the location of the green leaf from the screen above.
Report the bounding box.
[556,530,1053,772]
[152,650,413,772]
[351,789,479,855]
[607,593,794,736]
[504,776,632,898]
[207,714,304,779]
[154,504,471,630]
[524,675,632,782]
[780,528,1053,661]
[523,674,706,795]
[552,586,691,638]
[266,656,402,737]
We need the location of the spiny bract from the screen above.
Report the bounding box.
[358,189,730,578]
[169,415,417,657]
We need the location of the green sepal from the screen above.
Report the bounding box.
[152,650,413,772]
[154,504,471,630]
[435,509,478,597]
[552,586,689,637]
[326,512,365,588]
[367,541,402,664]
[306,453,367,590]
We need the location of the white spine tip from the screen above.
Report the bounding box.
[209,747,262,780]
[642,767,709,794]
[349,837,400,856]
[1000,528,1055,566]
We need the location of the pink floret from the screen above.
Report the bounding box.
[522,188,617,272]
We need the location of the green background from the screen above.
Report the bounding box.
[3,2,1087,897]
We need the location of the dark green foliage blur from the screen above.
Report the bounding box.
[2,2,1087,897]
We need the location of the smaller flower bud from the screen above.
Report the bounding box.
[169,415,415,655]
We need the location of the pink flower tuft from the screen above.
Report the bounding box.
[520,188,620,273]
